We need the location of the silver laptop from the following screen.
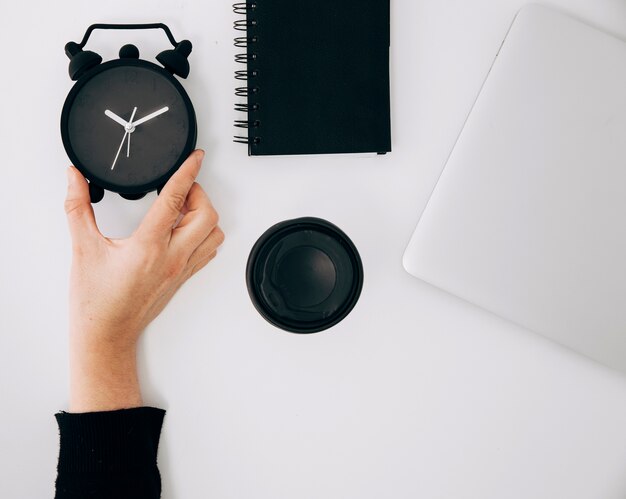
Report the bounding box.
[403,4,626,372]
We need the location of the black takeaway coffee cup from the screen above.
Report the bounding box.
[246,217,364,334]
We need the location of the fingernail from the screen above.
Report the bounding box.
[196,149,205,161]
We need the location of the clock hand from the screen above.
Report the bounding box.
[111,106,137,170]
[126,110,137,158]
[132,106,169,127]
[104,109,129,128]
[125,107,142,158]
[111,133,128,171]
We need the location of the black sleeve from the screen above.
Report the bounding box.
[54,407,166,499]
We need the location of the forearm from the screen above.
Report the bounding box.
[58,333,163,499]
[69,334,142,413]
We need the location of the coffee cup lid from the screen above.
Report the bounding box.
[246,217,364,333]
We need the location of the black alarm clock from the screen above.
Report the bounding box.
[61,24,197,203]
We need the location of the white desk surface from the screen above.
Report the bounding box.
[1,1,626,498]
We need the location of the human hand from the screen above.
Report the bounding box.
[64,150,224,412]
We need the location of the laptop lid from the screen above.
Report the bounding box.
[403,4,626,372]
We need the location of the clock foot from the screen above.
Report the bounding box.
[120,192,147,200]
[88,182,105,204]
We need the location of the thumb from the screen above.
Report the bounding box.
[64,166,100,244]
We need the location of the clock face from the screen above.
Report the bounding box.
[61,59,196,194]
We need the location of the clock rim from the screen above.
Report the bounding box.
[60,58,197,196]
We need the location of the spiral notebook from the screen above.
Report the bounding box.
[233,0,392,156]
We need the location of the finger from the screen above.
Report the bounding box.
[64,166,100,245]
[171,182,219,251]
[138,150,205,239]
[186,226,225,270]
[191,250,218,277]
[170,199,192,230]
[145,245,219,321]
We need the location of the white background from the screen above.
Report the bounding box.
[1,1,626,498]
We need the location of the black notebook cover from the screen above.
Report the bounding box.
[234,0,392,156]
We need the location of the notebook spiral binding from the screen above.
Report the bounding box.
[233,2,260,146]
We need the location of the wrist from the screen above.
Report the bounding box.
[69,332,142,413]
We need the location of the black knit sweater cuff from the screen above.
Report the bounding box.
[55,407,166,473]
